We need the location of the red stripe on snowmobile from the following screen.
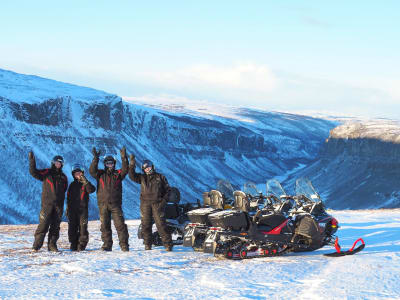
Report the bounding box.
[263,219,289,235]
[46,179,54,193]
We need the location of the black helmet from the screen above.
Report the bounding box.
[51,155,64,167]
[103,155,116,168]
[71,164,83,176]
[142,159,154,173]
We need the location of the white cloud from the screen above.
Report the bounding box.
[138,63,278,99]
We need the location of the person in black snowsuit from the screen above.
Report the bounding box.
[128,156,173,251]
[89,147,129,251]
[67,164,96,251]
[29,151,68,252]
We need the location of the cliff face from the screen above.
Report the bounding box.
[285,121,400,209]
[0,69,335,224]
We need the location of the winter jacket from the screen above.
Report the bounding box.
[29,158,68,209]
[67,179,96,213]
[89,156,128,206]
[129,166,170,203]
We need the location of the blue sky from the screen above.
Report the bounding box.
[1,1,399,118]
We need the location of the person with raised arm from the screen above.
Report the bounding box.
[89,147,130,251]
[29,151,68,252]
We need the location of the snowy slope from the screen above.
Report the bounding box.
[0,209,399,299]
[0,68,336,224]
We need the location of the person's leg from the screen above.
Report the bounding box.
[111,206,129,251]
[78,209,89,251]
[152,202,173,250]
[32,208,52,250]
[140,202,153,249]
[48,205,63,251]
[99,205,113,250]
[68,211,79,251]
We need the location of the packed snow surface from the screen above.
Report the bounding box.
[1,209,399,299]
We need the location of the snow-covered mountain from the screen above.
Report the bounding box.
[285,120,400,209]
[0,68,336,224]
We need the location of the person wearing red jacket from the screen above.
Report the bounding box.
[89,147,129,251]
[67,164,96,251]
[29,151,68,252]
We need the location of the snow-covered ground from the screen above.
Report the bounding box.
[1,210,399,300]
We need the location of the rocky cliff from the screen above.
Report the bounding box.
[0,68,337,224]
[285,121,400,209]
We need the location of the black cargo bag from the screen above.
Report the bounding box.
[208,210,248,231]
[187,207,219,225]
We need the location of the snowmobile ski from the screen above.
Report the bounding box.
[324,237,365,257]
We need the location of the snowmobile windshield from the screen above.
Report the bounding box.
[295,177,321,202]
[266,179,287,198]
[243,182,260,197]
[216,179,234,201]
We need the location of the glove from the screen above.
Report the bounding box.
[129,154,135,167]
[92,147,100,158]
[79,174,89,185]
[120,146,127,158]
[28,151,34,161]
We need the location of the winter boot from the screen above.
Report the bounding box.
[32,242,41,251]
[77,244,86,251]
[145,244,152,250]
[70,243,78,251]
[121,244,129,252]
[101,244,112,251]
[48,243,59,252]
[165,245,173,252]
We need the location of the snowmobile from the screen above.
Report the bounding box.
[137,187,200,246]
[183,180,235,251]
[202,179,342,259]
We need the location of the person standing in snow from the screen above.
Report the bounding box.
[89,147,130,251]
[66,164,96,251]
[29,151,68,252]
[128,155,173,251]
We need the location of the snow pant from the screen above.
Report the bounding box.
[140,200,172,247]
[68,209,89,249]
[98,203,129,249]
[33,205,63,250]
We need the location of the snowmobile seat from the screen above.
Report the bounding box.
[256,212,287,230]
[208,210,249,231]
[209,190,224,209]
[167,187,181,204]
[233,191,250,212]
[187,207,219,225]
[203,192,212,206]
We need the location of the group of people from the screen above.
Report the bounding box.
[28,147,173,253]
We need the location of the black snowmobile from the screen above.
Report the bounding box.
[183,179,234,251]
[137,187,200,246]
[202,178,342,259]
